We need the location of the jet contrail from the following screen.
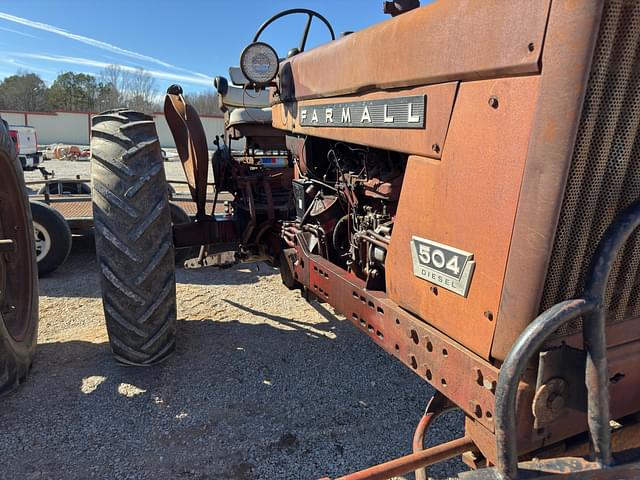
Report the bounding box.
[14,53,213,87]
[0,57,56,74]
[0,11,210,80]
[0,25,38,39]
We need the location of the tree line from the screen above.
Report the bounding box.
[0,65,221,115]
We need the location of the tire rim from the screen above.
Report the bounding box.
[33,221,51,262]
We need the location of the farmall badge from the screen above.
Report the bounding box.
[299,95,425,129]
[410,236,475,297]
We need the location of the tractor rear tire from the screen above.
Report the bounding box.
[0,119,39,395]
[91,109,177,366]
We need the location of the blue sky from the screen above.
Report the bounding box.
[0,1,408,95]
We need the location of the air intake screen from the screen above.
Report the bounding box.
[541,0,640,337]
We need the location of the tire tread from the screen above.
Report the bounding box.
[91,112,176,365]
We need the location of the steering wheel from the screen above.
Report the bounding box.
[253,8,335,55]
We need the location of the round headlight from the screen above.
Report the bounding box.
[240,42,279,86]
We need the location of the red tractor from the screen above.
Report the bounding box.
[88,2,640,478]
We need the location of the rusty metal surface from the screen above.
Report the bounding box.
[538,416,640,459]
[603,342,640,424]
[172,215,237,249]
[164,92,210,219]
[30,194,94,219]
[541,0,640,340]
[545,315,640,350]
[326,435,474,480]
[272,83,457,158]
[459,456,640,479]
[494,201,640,478]
[492,0,604,361]
[385,76,540,360]
[172,199,217,216]
[293,236,516,435]
[494,299,596,479]
[48,198,92,219]
[531,378,569,426]
[274,0,548,101]
[466,336,640,466]
[520,458,640,479]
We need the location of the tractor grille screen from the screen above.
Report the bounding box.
[541,0,640,337]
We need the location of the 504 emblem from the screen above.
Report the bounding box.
[410,236,475,297]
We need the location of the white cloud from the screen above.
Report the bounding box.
[0,11,210,80]
[0,25,38,39]
[0,57,55,74]
[11,52,212,87]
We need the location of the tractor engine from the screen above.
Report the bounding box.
[283,139,405,288]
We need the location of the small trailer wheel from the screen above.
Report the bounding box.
[29,201,72,276]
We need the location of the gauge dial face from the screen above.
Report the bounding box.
[240,42,279,85]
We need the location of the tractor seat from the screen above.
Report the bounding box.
[228,67,248,86]
[214,70,270,110]
[214,67,271,127]
[227,107,272,127]
[214,70,272,129]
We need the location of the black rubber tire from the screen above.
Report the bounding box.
[169,202,194,267]
[30,201,72,277]
[0,119,39,396]
[91,109,177,366]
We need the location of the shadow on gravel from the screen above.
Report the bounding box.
[38,234,101,298]
[223,299,340,336]
[1,309,467,480]
[38,232,273,298]
[176,262,275,287]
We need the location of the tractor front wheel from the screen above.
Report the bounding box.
[91,109,177,366]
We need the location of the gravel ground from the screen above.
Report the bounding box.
[4,159,467,480]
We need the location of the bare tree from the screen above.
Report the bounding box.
[98,65,159,113]
[185,91,222,116]
[126,67,158,112]
[99,64,126,108]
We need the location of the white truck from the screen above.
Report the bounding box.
[8,125,42,170]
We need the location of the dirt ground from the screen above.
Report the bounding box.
[3,160,467,480]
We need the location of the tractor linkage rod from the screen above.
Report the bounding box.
[322,435,474,480]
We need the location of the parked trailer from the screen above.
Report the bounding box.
[23,177,214,276]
